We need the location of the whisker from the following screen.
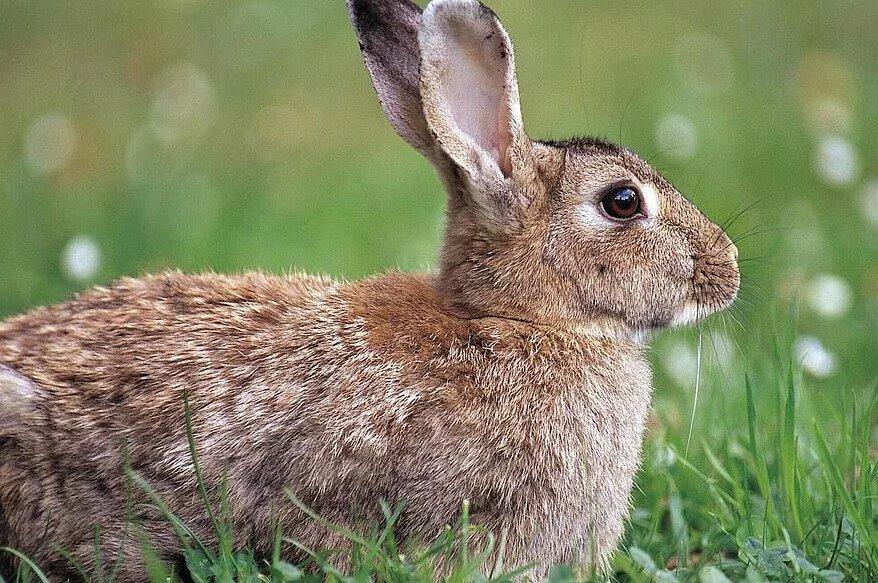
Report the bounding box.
[738,279,769,294]
[641,145,692,167]
[616,83,641,145]
[720,194,772,234]
[576,19,588,124]
[725,307,747,330]
[719,313,750,368]
[685,329,703,458]
[707,194,773,251]
[731,297,758,314]
[735,256,772,264]
[731,226,789,246]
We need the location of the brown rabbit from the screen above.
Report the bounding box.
[0,0,739,580]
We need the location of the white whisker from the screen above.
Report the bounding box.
[685,328,703,458]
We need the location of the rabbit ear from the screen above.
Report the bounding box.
[350,0,534,227]
[418,0,531,187]
[348,0,437,157]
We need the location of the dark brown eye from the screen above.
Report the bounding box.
[601,186,642,220]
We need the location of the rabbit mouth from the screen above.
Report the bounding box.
[670,300,707,326]
[670,294,736,327]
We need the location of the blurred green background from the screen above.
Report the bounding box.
[1,0,876,412]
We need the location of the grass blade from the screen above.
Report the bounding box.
[0,548,51,583]
[813,425,878,570]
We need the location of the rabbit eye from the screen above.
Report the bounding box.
[601,186,642,220]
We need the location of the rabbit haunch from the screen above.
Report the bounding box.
[0,0,739,579]
[0,272,651,579]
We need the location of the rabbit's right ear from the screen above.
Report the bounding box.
[348,0,438,159]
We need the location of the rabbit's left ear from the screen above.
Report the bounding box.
[418,0,532,193]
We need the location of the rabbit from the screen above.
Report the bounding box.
[0,0,740,580]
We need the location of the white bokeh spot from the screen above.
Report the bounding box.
[660,339,698,388]
[24,113,77,175]
[807,273,852,319]
[814,136,859,186]
[655,114,698,161]
[150,63,217,146]
[61,236,102,282]
[794,336,836,379]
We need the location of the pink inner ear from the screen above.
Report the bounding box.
[442,22,511,173]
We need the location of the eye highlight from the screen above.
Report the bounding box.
[601,186,642,220]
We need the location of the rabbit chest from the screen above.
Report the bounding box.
[333,284,654,566]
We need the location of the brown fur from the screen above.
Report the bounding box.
[0,1,739,580]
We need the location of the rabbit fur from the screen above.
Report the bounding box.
[0,0,739,580]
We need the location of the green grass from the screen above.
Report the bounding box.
[1,0,877,581]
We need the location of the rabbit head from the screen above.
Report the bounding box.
[350,0,739,336]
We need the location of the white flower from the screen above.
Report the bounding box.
[794,336,836,378]
[814,136,859,186]
[61,236,102,282]
[807,273,852,319]
[24,113,77,175]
